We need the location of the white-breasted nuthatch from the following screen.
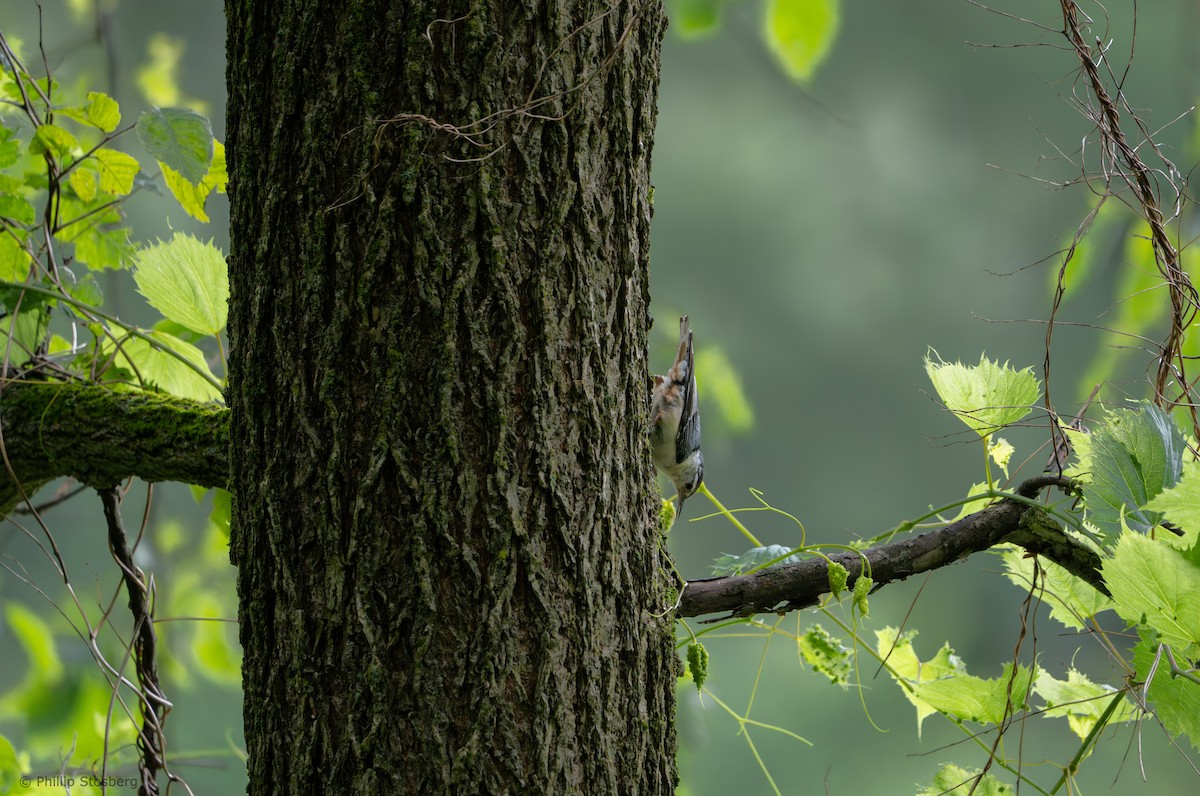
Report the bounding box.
[652,315,704,513]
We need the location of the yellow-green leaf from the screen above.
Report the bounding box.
[95,148,140,195]
[106,329,222,402]
[1102,532,1200,656]
[134,233,228,335]
[31,123,81,159]
[925,351,1040,439]
[0,234,32,281]
[763,0,840,83]
[68,166,98,202]
[58,90,122,132]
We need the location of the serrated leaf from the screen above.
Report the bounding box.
[1102,532,1200,655]
[66,274,103,307]
[56,194,121,242]
[0,125,20,168]
[1133,628,1200,751]
[31,123,81,160]
[918,765,1013,796]
[136,106,213,183]
[1076,402,1184,537]
[925,352,1040,439]
[763,0,840,83]
[1145,459,1200,549]
[997,544,1113,630]
[0,307,48,367]
[106,329,222,402]
[913,662,1033,726]
[94,148,140,195]
[0,234,32,283]
[134,233,228,335]
[0,193,35,225]
[1033,668,1134,741]
[875,627,964,736]
[74,226,135,271]
[798,624,850,686]
[57,90,122,132]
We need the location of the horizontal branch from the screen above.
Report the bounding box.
[678,476,1105,620]
[0,381,229,514]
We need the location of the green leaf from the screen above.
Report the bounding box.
[875,627,964,736]
[798,624,850,686]
[74,226,135,271]
[0,125,20,168]
[159,138,226,221]
[0,307,49,368]
[918,765,1013,796]
[1033,668,1134,741]
[1101,531,1200,655]
[997,544,1113,630]
[133,233,228,335]
[1133,628,1200,751]
[30,123,81,160]
[924,352,1040,439]
[94,148,140,195]
[55,194,121,244]
[0,193,35,226]
[1145,459,1200,549]
[162,163,210,221]
[154,317,207,344]
[763,0,841,83]
[710,544,801,576]
[1075,401,1185,538]
[0,235,33,287]
[68,166,97,202]
[136,106,213,183]
[671,0,723,39]
[57,90,122,132]
[913,662,1033,726]
[106,329,222,402]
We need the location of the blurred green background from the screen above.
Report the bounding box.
[2,1,1198,793]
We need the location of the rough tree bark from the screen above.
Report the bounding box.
[224,2,675,793]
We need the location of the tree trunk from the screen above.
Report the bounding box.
[224,2,675,793]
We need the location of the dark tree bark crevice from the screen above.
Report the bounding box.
[225,3,674,793]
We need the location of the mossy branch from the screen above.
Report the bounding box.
[0,381,228,514]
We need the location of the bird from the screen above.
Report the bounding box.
[651,315,704,514]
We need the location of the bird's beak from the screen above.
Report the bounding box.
[675,489,687,517]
